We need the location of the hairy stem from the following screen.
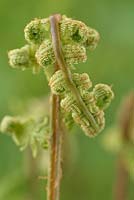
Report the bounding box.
[47,16,63,200]
[47,91,62,200]
[49,14,99,132]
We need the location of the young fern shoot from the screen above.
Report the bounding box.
[0,14,114,200]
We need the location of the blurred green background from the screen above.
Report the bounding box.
[0,0,134,199]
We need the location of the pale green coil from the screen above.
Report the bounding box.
[8,45,39,72]
[24,18,49,45]
[85,28,100,50]
[36,39,56,67]
[73,73,92,90]
[49,70,92,95]
[61,92,105,137]
[93,84,114,110]
[60,16,90,44]
[63,44,87,64]
[8,45,30,69]
[81,91,99,114]
[36,40,87,67]
[60,16,100,50]
[49,70,67,94]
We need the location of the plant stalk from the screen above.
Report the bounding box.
[47,92,62,200]
[47,15,63,200]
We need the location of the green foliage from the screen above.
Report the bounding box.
[0,98,50,157]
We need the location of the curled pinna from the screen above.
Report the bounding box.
[8,45,40,73]
[49,70,114,137]
[49,70,92,95]
[8,15,100,73]
[24,18,50,45]
[36,40,87,67]
[60,15,100,50]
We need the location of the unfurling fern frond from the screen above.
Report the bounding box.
[49,70,114,136]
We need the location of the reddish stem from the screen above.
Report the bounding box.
[47,15,63,200]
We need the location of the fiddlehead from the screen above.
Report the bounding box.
[7,14,114,137]
[1,13,114,200]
